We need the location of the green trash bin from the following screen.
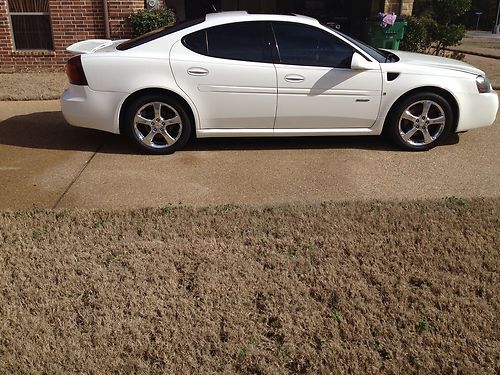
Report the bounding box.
[366,19,407,50]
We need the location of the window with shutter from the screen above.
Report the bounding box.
[8,0,54,50]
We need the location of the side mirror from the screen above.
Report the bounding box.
[351,52,378,70]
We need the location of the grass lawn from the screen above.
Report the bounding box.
[454,37,500,58]
[463,55,500,88]
[0,72,67,101]
[0,198,498,373]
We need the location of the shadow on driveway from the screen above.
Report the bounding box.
[0,111,108,153]
[0,111,459,153]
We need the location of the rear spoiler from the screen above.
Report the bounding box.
[66,39,114,54]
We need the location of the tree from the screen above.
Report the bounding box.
[401,0,472,55]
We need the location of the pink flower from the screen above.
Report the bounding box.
[378,12,397,28]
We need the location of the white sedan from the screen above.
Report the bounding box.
[61,11,498,154]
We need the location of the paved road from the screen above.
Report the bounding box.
[0,100,498,209]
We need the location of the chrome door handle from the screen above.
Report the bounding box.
[187,67,209,76]
[284,74,305,83]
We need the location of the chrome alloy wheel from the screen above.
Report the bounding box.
[398,100,446,147]
[133,101,183,149]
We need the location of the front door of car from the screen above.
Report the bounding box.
[272,22,383,129]
[170,21,277,129]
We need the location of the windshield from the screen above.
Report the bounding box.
[325,27,398,63]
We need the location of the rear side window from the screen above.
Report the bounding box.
[183,30,207,55]
[272,22,354,68]
[182,22,272,63]
[117,18,204,51]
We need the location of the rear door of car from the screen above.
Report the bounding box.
[170,21,277,130]
[271,21,383,129]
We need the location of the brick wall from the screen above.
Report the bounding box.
[0,0,144,72]
[0,0,13,70]
[384,0,414,16]
[108,0,145,39]
[399,0,414,16]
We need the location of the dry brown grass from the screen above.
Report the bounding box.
[451,36,500,88]
[0,198,498,374]
[0,72,67,101]
[463,55,500,88]
[455,37,500,58]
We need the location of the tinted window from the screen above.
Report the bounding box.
[117,18,204,51]
[207,22,271,63]
[183,30,207,55]
[272,22,354,68]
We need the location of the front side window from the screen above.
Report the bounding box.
[8,0,53,50]
[272,22,354,68]
[183,22,272,63]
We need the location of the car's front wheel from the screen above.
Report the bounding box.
[123,94,192,154]
[387,92,454,151]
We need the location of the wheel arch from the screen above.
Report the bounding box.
[118,87,198,135]
[383,86,460,133]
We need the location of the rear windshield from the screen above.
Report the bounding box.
[117,17,205,50]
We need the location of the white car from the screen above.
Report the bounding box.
[61,11,498,154]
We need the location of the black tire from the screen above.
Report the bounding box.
[386,92,454,151]
[123,94,192,155]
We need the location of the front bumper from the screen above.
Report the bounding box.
[455,91,499,132]
[61,85,129,134]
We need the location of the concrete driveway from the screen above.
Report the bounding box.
[0,100,498,209]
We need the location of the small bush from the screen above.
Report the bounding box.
[430,23,466,55]
[400,0,471,56]
[400,16,435,53]
[128,8,176,37]
[416,320,432,332]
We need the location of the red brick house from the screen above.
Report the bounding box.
[0,0,144,72]
[0,0,414,72]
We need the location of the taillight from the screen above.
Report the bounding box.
[66,55,88,85]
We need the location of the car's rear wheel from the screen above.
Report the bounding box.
[123,94,192,154]
[387,92,454,151]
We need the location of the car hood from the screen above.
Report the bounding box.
[390,50,485,76]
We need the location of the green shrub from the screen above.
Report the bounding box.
[128,8,176,37]
[401,0,471,55]
[400,16,435,53]
[429,23,467,55]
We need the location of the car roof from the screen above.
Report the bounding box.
[204,11,320,26]
[115,11,323,53]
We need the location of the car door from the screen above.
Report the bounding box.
[170,21,277,129]
[272,22,383,129]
